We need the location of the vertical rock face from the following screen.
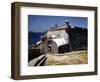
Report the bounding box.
[67,26,87,51]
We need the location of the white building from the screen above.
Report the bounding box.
[47,27,69,47]
[43,20,70,54]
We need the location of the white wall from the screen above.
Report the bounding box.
[0,0,100,82]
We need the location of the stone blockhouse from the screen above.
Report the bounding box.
[32,20,87,54]
[41,20,70,54]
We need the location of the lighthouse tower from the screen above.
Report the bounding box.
[65,20,70,28]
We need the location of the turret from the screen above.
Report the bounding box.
[65,20,70,28]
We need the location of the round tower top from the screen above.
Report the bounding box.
[65,20,69,23]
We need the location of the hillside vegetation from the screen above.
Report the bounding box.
[45,50,87,66]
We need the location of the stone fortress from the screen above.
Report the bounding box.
[28,20,87,66]
[30,20,87,54]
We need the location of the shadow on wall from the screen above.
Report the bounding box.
[67,26,88,51]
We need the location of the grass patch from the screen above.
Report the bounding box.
[45,50,88,66]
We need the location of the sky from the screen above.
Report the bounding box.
[28,15,88,32]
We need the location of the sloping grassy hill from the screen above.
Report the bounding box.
[45,50,87,66]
